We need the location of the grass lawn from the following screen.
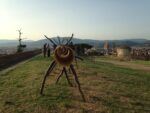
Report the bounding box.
[130,60,150,66]
[0,55,150,113]
[93,56,150,67]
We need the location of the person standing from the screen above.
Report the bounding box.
[47,44,51,57]
[43,43,47,57]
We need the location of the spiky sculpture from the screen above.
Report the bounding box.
[40,34,85,101]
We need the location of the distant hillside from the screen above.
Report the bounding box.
[0,40,33,48]
[0,38,149,48]
[27,38,148,48]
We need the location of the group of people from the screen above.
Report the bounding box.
[43,43,51,57]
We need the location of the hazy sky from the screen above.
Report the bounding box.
[0,0,150,40]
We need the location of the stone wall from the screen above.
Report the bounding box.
[0,49,42,71]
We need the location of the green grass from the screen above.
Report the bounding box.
[93,55,150,66]
[130,60,150,66]
[0,55,150,113]
[0,56,72,113]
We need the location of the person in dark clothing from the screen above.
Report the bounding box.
[47,44,51,57]
[43,43,47,57]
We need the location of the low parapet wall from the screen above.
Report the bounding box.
[0,49,42,71]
